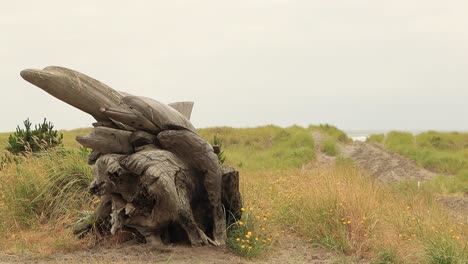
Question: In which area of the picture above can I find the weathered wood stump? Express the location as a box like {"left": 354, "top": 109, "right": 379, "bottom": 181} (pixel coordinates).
{"left": 20, "top": 66, "right": 242, "bottom": 247}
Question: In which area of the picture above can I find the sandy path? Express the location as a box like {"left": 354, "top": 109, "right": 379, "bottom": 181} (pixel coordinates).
{"left": 311, "top": 131, "right": 436, "bottom": 182}
{"left": 311, "top": 131, "right": 467, "bottom": 223}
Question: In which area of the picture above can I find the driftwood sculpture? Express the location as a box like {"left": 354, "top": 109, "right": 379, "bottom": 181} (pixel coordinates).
{"left": 20, "top": 66, "right": 242, "bottom": 247}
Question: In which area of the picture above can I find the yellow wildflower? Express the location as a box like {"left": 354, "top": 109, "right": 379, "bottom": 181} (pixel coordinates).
{"left": 248, "top": 246, "right": 252, "bottom": 250}
{"left": 347, "top": 220, "right": 351, "bottom": 224}
{"left": 238, "top": 221, "right": 244, "bottom": 225}
{"left": 241, "top": 245, "right": 245, "bottom": 249}
{"left": 236, "top": 238, "right": 240, "bottom": 241}
{"left": 241, "top": 207, "right": 245, "bottom": 211}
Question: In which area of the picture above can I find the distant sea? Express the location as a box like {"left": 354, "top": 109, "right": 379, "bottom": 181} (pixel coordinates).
{"left": 345, "top": 130, "right": 387, "bottom": 142}
{"left": 345, "top": 129, "right": 467, "bottom": 142}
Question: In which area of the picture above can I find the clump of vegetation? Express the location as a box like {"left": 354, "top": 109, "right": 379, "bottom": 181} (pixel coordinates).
{"left": 321, "top": 138, "right": 339, "bottom": 156}
{"left": 227, "top": 206, "right": 274, "bottom": 258}
{"left": 0, "top": 147, "right": 95, "bottom": 253}
{"left": 211, "top": 134, "right": 226, "bottom": 164}
{"left": 309, "top": 124, "right": 351, "bottom": 143}
{"left": 6, "top": 118, "right": 63, "bottom": 154}
{"left": 366, "top": 134, "right": 385, "bottom": 144}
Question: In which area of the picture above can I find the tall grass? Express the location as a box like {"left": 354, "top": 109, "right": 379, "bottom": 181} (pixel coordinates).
{"left": 241, "top": 166, "right": 467, "bottom": 263}
{"left": 0, "top": 126, "right": 466, "bottom": 262}
{"left": 0, "top": 147, "right": 96, "bottom": 254}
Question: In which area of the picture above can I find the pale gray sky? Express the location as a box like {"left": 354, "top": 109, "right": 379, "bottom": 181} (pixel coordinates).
{"left": 1, "top": 0, "right": 467, "bottom": 132}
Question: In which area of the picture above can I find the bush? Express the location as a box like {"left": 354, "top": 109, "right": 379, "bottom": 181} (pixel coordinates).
{"left": 7, "top": 118, "right": 63, "bottom": 154}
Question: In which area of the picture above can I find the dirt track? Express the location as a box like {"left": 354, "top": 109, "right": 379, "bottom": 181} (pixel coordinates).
{"left": 311, "top": 131, "right": 467, "bottom": 223}
{"left": 311, "top": 131, "right": 436, "bottom": 182}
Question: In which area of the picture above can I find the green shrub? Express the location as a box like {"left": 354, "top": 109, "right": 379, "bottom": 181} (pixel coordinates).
{"left": 7, "top": 118, "right": 63, "bottom": 154}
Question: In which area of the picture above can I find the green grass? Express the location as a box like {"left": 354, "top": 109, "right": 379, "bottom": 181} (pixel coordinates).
{"left": 0, "top": 147, "right": 94, "bottom": 230}
{"left": 198, "top": 125, "right": 315, "bottom": 170}
{"left": 367, "top": 131, "right": 468, "bottom": 193}
{"left": 5, "top": 125, "right": 316, "bottom": 172}
{"left": 1, "top": 125, "right": 467, "bottom": 263}
{"left": 367, "top": 134, "right": 385, "bottom": 144}
{"left": 321, "top": 137, "right": 339, "bottom": 156}
{"left": 309, "top": 124, "right": 351, "bottom": 143}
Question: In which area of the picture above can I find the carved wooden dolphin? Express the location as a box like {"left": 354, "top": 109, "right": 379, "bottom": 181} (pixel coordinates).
{"left": 21, "top": 66, "right": 195, "bottom": 132}
{"left": 101, "top": 96, "right": 196, "bottom": 134}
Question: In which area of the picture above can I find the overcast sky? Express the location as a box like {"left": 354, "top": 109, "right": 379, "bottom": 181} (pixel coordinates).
{"left": 1, "top": 0, "right": 467, "bottom": 132}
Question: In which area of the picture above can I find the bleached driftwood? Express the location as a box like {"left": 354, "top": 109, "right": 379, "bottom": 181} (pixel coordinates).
{"left": 21, "top": 66, "right": 241, "bottom": 247}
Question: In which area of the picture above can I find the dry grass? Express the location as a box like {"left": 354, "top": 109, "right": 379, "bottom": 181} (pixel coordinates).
{"left": 240, "top": 165, "right": 467, "bottom": 262}
{"left": 0, "top": 126, "right": 466, "bottom": 263}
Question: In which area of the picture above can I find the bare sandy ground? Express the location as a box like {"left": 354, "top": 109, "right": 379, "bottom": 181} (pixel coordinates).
{"left": 0, "top": 234, "right": 343, "bottom": 264}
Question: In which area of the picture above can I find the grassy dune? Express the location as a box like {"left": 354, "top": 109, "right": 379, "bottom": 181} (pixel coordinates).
{"left": 198, "top": 125, "right": 314, "bottom": 170}
{"left": 0, "top": 126, "right": 466, "bottom": 263}
{"left": 367, "top": 131, "right": 468, "bottom": 193}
